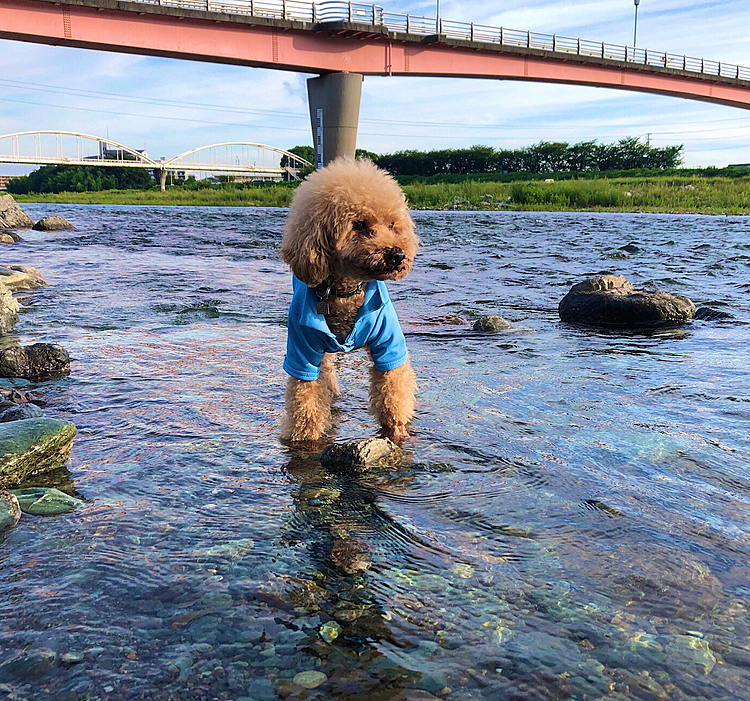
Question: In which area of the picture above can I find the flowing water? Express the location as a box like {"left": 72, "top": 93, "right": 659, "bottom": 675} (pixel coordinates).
{"left": 1, "top": 204, "right": 749, "bottom": 701}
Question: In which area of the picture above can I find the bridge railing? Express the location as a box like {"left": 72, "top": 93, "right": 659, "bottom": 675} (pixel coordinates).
{"left": 124, "top": 0, "right": 750, "bottom": 82}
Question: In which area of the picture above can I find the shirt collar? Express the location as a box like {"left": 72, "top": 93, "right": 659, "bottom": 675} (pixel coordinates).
{"left": 293, "top": 275, "right": 389, "bottom": 333}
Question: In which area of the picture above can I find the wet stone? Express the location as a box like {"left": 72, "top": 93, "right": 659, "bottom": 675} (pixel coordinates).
{"left": 695, "top": 306, "right": 735, "bottom": 321}
{"left": 0, "top": 418, "right": 77, "bottom": 488}
{"left": 473, "top": 315, "right": 512, "bottom": 333}
{"left": 293, "top": 670, "right": 327, "bottom": 689}
{"left": 319, "top": 620, "right": 342, "bottom": 643}
{"left": 11, "top": 487, "right": 82, "bottom": 515}
{"left": 0, "top": 648, "right": 57, "bottom": 681}
{"left": 0, "top": 264, "right": 47, "bottom": 292}
{"left": 0, "top": 402, "right": 45, "bottom": 423}
{"left": 320, "top": 437, "right": 397, "bottom": 471}
{"left": 0, "top": 342, "right": 71, "bottom": 380}
{"left": 0, "top": 285, "right": 19, "bottom": 335}
{"left": 0, "top": 194, "right": 34, "bottom": 229}
{"left": 32, "top": 215, "right": 76, "bottom": 231}
{"left": 558, "top": 274, "right": 695, "bottom": 328}
{"left": 0, "top": 489, "right": 20, "bottom": 531}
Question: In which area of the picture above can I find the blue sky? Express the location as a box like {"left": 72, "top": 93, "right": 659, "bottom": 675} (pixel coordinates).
{"left": 1, "top": 0, "right": 749, "bottom": 175}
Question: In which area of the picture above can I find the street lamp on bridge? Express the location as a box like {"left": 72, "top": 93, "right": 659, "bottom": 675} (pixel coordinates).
{"left": 633, "top": 0, "right": 641, "bottom": 47}
{"left": 436, "top": 0, "right": 440, "bottom": 34}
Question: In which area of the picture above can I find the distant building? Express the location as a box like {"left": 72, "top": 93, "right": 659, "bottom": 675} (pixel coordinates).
{"left": 0, "top": 175, "right": 18, "bottom": 191}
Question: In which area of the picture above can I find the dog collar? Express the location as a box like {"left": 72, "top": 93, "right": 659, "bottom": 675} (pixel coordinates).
{"left": 314, "top": 280, "right": 366, "bottom": 300}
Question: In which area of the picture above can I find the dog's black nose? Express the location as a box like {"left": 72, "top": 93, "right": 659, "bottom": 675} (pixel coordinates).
{"left": 386, "top": 248, "right": 406, "bottom": 267}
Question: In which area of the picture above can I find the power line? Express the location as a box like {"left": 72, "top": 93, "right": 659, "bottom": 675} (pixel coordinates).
{"left": 2, "top": 77, "right": 750, "bottom": 134}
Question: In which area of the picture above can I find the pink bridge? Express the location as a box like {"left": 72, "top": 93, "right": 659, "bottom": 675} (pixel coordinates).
{"left": 2, "top": 0, "right": 750, "bottom": 163}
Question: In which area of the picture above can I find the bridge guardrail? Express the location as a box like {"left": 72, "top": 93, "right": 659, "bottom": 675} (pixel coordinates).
{"left": 124, "top": 0, "right": 750, "bottom": 82}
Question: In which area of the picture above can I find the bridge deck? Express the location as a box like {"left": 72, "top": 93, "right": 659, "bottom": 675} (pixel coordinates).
{"left": 2, "top": 0, "right": 750, "bottom": 110}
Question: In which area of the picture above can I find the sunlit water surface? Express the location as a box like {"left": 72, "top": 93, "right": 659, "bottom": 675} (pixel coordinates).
{"left": 1, "top": 205, "right": 749, "bottom": 701}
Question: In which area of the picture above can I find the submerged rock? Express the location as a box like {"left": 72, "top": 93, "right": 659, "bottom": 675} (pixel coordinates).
{"left": 0, "top": 402, "right": 45, "bottom": 422}
{"left": 0, "top": 343, "right": 70, "bottom": 379}
{"left": 293, "top": 670, "right": 327, "bottom": 689}
{"left": 473, "top": 315, "right": 512, "bottom": 332}
{"left": 559, "top": 275, "right": 695, "bottom": 328}
{"left": 0, "top": 285, "right": 19, "bottom": 335}
{"left": 0, "top": 489, "right": 21, "bottom": 531}
{"left": 32, "top": 216, "right": 76, "bottom": 232}
{"left": 0, "top": 418, "right": 77, "bottom": 488}
{"left": 0, "top": 265, "right": 47, "bottom": 292}
{"left": 10, "top": 487, "right": 82, "bottom": 515}
{"left": 321, "top": 437, "right": 397, "bottom": 470}
{"left": 695, "top": 306, "right": 735, "bottom": 321}
{"left": 0, "top": 194, "right": 34, "bottom": 230}
{"left": 0, "top": 648, "right": 57, "bottom": 681}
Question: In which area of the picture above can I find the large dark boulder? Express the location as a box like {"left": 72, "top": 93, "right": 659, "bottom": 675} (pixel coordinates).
{"left": 0, "top": 343, "right": 71, "bottom": 380}
{"left": 32, "top": 216, "right": 76, "bottom": 232}
{"left": 559, "top": 275, "right": 695, "bottom": 328}
{"left": 0, "top": 194, "right": 33, "bottom": 229}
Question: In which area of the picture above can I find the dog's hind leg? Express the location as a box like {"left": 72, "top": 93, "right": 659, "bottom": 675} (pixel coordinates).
{"left": 369, "top": 356, "right": 417, "bottom": 443}
{"left": 320, "top": 353, "right": 341, "bottom": 400}
{"left": 281, "top": 376, "right": 332, "bottom": 442}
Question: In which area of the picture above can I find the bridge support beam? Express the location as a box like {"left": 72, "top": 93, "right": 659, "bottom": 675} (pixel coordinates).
{"left": 155, "top": 168, "right": 167, "bottom": 191}
{"left": 307, "top": 73, "right": 363, "bottom": 168}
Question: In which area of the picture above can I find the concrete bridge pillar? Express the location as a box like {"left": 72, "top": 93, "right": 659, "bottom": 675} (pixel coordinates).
{"left": 155, "top": 168, "right": 167, "bottom": 191}
{"left": 307, "top": 73, "right": 363, "bottom": 167}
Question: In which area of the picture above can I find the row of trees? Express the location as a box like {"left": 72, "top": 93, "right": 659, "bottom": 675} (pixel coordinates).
{"left": 7, "top": 138, "right": 683, "bottom": 193}
{"left": 374, "top": 139, "right": 683, "bottom": 176}
{"left": 7, "top": 165, "right": 154, "bottom": 194}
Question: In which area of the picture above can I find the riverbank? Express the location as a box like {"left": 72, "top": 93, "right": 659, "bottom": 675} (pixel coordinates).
{"left": 13, "top": 173, "right": 750, "bottom": 213}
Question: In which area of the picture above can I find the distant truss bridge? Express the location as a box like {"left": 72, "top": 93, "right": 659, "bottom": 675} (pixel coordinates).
{"left": 0, "top": 131, "right": 312, "bottom": 189}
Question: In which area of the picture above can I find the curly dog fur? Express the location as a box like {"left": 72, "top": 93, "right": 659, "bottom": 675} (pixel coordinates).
{"left": 280, "top": 157, "right": 418, "bottom": 443}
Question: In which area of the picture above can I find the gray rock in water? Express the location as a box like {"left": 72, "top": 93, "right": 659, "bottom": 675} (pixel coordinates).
{"left": 0, "top": 648, "right": 57, "bottom": 681}
{"left": 0, "top": 402, "right": 44, "bottom": 422}
{"left": 695, "top": 306, "right": 735, "bottom": 321}
{"left": 0, "top": 418, "right": 77, "bottom": 488}
{"left": 0, "top": 343, "right": 70, "bottom": 380}
{"left": 32, "top": 216, "right": 76, "bottom": 232}
{"left": 0, "top": 285, "right": 19, "bottom": 335}
{"left": 559, "top": 274, "right": 695, "bottom": 328}
{"left": 0, "top": 194, "right": 34, "bottom": 230}
{"left": 473, "top": 315, "right": 511, "bottom": 333}
{"left": 0, "top": 489, "right": 21, "bottom": 531}
{"left": 10, "top": 487, "right": 82, "bottom": 515}
{"left": 321, "top": 437, "right": 397, "bottom": 470}
{"left": 0, "top": 265, "right": 46, "bottom": 291}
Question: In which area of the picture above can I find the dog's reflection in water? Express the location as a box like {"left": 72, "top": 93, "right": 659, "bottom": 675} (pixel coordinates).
{"left": 277, "top": 450, "right": 435, "bottom": 697}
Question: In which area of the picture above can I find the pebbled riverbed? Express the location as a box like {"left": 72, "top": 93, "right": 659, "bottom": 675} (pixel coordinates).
{"left": 1, "top": 204, "right": 749, "bottom": 701}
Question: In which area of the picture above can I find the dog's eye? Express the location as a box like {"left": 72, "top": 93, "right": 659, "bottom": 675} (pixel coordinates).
{"left": 352, "top": 220, "right": 367, "bottom": 231}
{"left": 389, "top": 222, "right": 395, "bottom": 230}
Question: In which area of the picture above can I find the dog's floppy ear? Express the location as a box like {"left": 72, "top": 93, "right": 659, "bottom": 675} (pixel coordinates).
{"left": 279, "top": 218, "right": 330, "bottom": 287}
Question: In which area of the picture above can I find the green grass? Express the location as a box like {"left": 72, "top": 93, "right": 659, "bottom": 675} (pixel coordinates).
{"left": 13, "top": 174, "right": 750, "bottom": 214}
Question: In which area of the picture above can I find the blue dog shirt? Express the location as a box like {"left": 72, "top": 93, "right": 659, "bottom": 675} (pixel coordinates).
{"left": 283, "top": 275, "right": 408, "bottom": 381}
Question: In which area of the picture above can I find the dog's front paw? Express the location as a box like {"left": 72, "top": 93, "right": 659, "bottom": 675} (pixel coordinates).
{"left": 381, "top": 424, "right": 409, "bottom": 444}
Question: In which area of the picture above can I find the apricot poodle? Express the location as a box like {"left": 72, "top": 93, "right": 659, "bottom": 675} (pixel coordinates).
{"left": 279, "top": 157, "right": 418, "bottom": 443}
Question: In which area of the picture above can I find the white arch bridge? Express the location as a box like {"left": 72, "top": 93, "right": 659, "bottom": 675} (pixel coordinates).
{"left": 0, "top": 131, "right": 312, "bottom": 190}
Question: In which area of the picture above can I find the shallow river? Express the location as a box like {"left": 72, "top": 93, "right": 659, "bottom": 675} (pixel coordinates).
{"left": 1, "top": 205, "right": 749, "bottom": 701}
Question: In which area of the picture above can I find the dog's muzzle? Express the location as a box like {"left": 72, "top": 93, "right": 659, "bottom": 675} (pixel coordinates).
{"left": 385, "top": 247, "right": 406, "bottom": 270}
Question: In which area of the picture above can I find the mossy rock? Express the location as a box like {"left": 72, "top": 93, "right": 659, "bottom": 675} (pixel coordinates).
{"left": 0, "top": 418, "right": 77, "bottom": 488}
